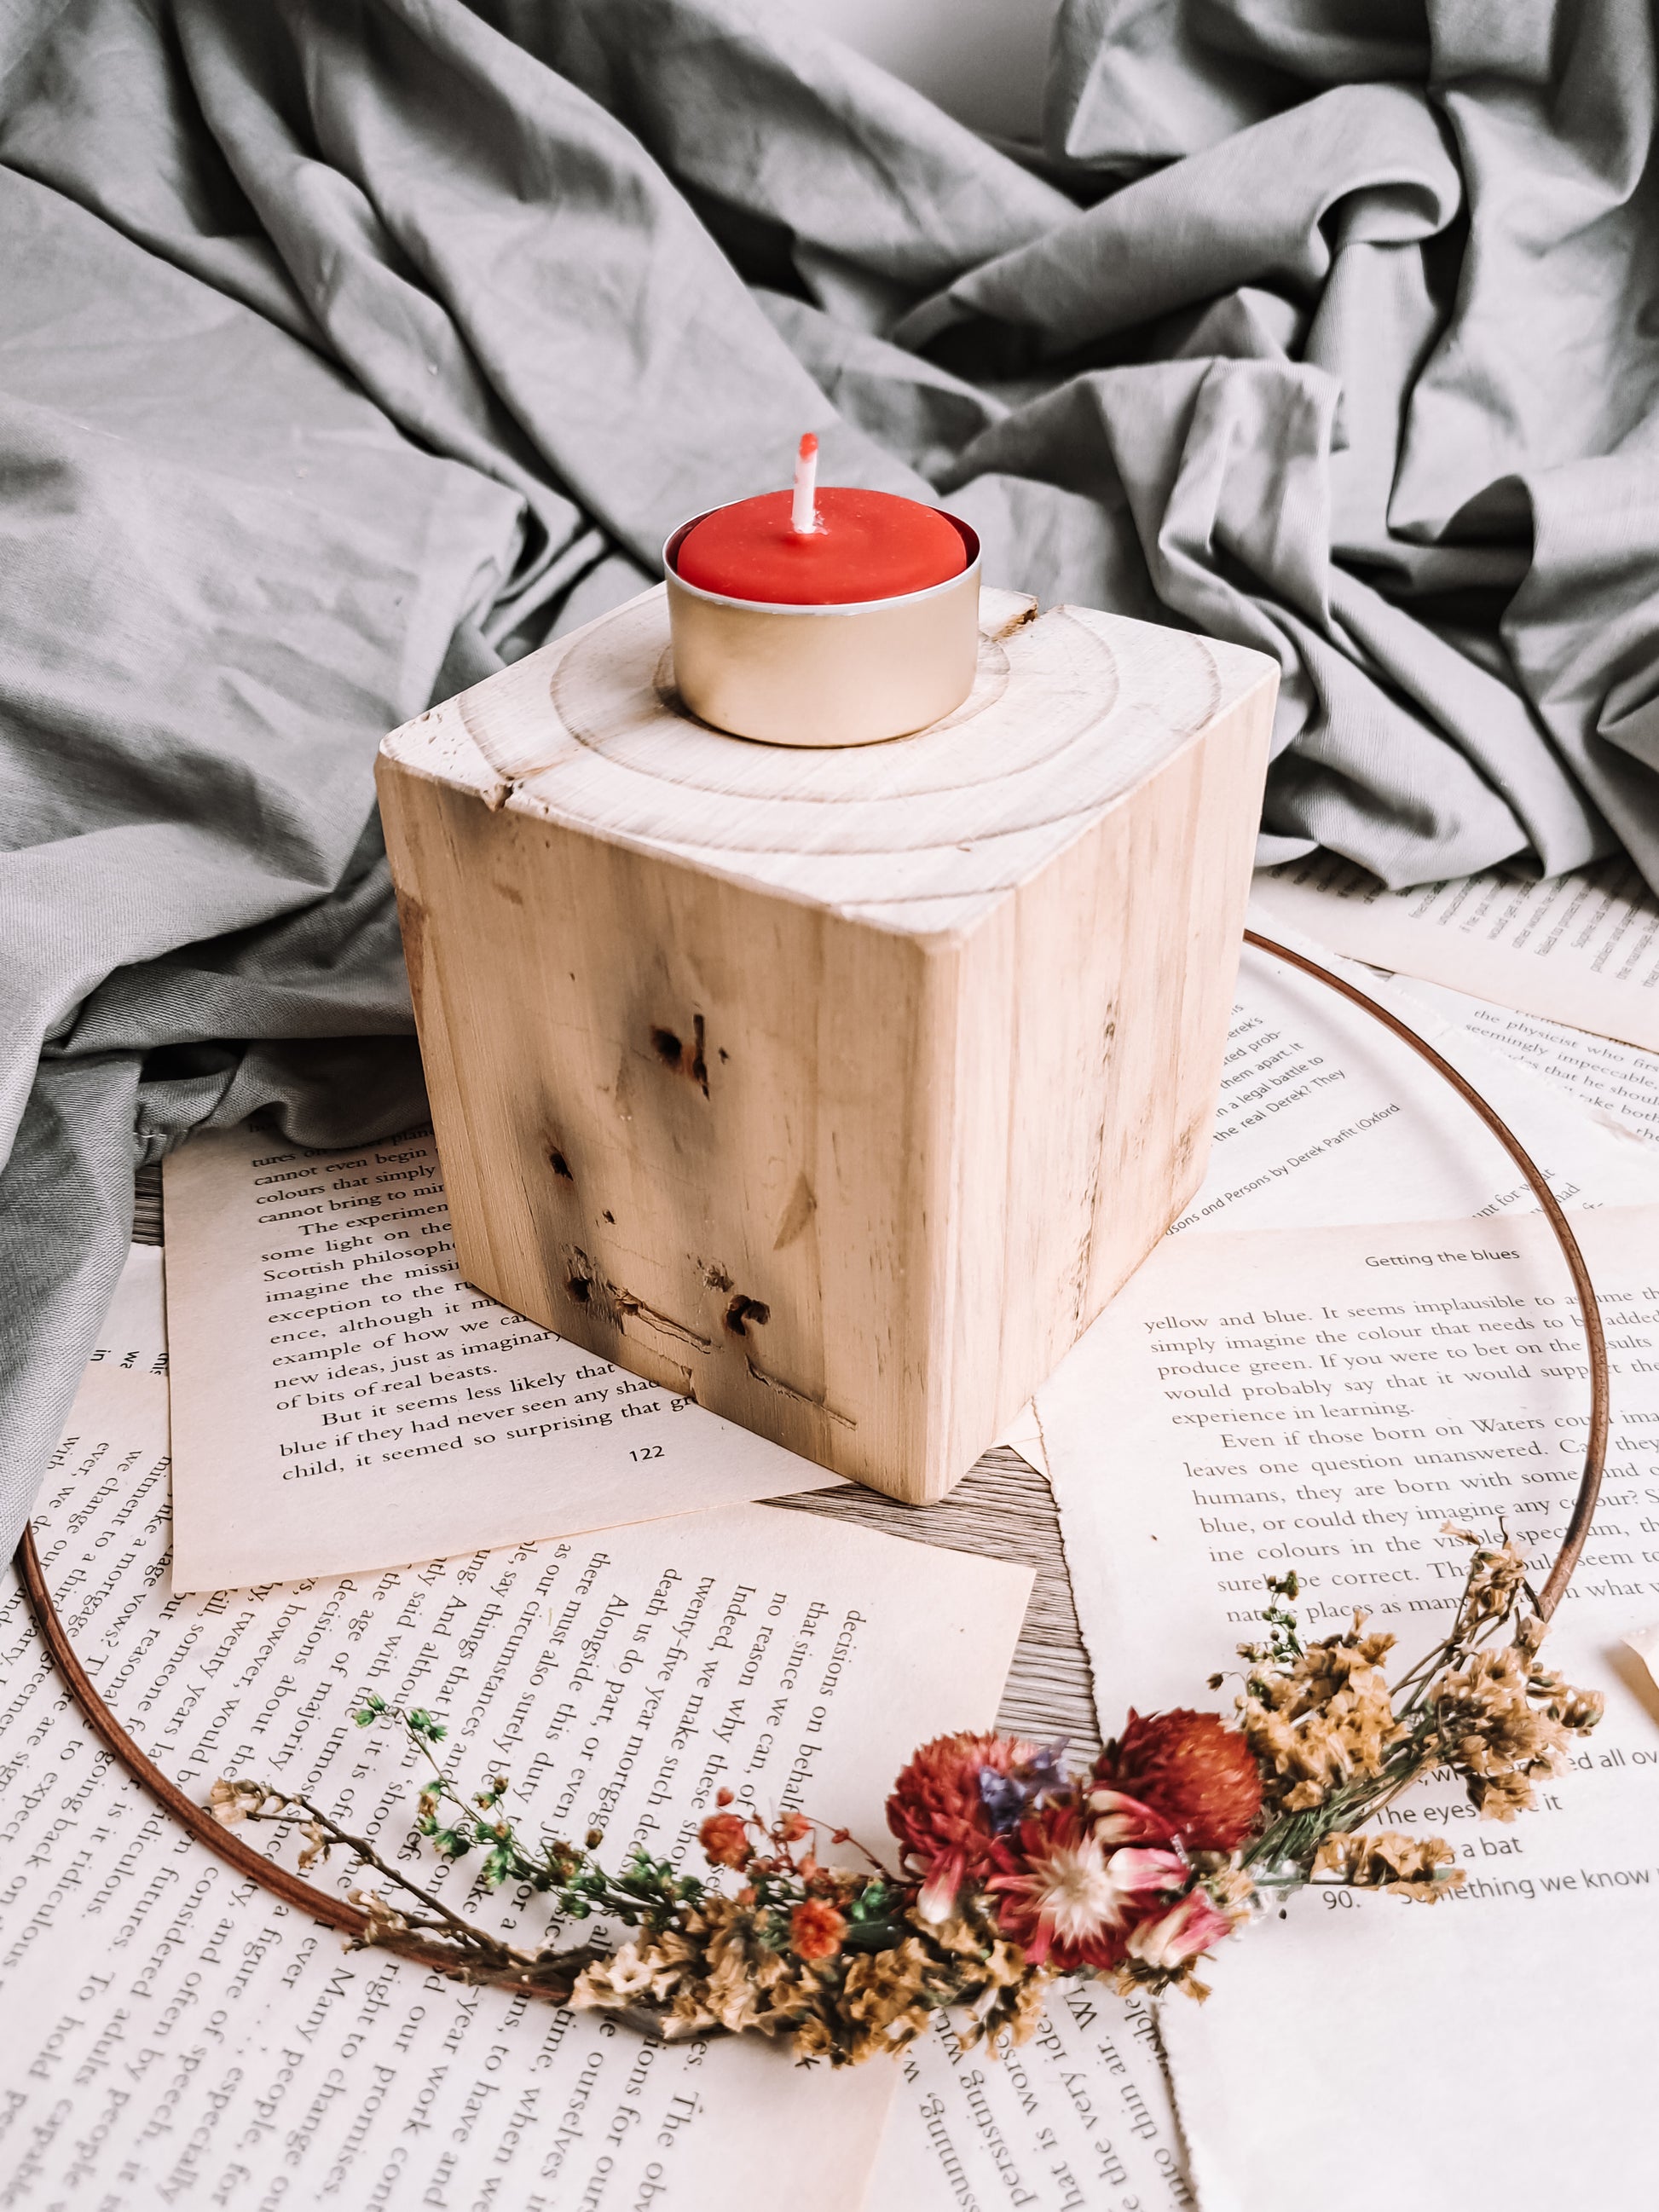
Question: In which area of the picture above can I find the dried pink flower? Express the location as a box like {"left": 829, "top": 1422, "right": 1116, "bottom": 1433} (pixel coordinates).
{"left": 988, "top": 1806, "right": 1186, "bottom": 1971}
{"left": 1087, "top": 1788, "right": 1173, "bottom": 1845}
{"left": 1124, "top": 1888, "right": 1234, "bottom": 1972}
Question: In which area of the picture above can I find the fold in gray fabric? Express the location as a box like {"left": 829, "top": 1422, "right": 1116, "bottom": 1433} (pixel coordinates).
{"left": 3, "top": 0, "right": 1656, "bottom": 1551}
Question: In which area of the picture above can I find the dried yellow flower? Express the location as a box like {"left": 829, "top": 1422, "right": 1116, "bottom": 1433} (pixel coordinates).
{"left": 1314, "top": 1829, "right": 1462, "bottom": 1901}
{"left": 1431, "top": 1633, "right": 1598, "bottom": 1819}
{"left": 349, "top": 1887, "right": 413, "bottom": 1941}
{"left": 295, "top": 1819, "right": 331, "bottom": 1873}
{"left": 1442, "top": 1528, "right": 1530, "bottom": 1626}
{"left": 1238, "top": 1613, "right": 1405, "bottom": 1816}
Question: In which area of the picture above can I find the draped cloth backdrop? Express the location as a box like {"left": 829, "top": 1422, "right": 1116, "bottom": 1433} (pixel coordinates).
{"left": 3, "top": 0, "right": 1657, "bottom": 1550}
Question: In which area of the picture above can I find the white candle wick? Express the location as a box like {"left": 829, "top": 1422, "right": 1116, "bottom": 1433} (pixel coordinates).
{"left": 791, "top": 432, "right": 820, "bottom": 536}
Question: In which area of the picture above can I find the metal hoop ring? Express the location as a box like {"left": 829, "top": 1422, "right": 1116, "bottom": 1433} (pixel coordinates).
{"left": 14, "top": 927, "right": 1608, "bottom": 1951}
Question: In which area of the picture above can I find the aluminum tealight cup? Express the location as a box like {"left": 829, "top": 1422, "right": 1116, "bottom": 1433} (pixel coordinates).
{"left": 662, "top": 509, "right": 981, "bottom": 748}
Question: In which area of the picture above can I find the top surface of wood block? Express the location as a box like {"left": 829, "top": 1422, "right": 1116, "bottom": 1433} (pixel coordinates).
{"left": 381, "top": 585, "right": 1277, "bottom": 937}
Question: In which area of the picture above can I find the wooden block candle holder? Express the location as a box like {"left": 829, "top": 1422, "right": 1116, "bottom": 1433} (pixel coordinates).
{"left": 377, "top": 584, "right": 1277, "bottom": 1506}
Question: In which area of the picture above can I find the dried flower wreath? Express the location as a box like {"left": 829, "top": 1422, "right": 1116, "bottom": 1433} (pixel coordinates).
{"left": 15, "top": 933, "right": 1610, "bottom": 2070}
{"left": 203, "top": 1527, "right": 1602, "bottom": 2065}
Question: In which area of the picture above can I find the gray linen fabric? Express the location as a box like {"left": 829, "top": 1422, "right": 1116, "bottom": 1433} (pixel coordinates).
{"left": 3, "top": 0, "right": 1657, "bottom": 1550}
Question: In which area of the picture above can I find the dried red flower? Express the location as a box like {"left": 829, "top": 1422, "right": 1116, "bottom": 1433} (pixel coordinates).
{"left": 1091, "top": 1709, "right": 1262, "bottom": 1852}
{"left": 789, "top": 1898, "right": 847, "bottom": 1962}
{"left": 987, "top": 1805, "right": 1185, "bottom": 1972}
{"left": 698, "top": 1811, "right": 753, "bottom": 1870}
{"left": 887, "top": 1731, "right": 1036, "bottom": 1920}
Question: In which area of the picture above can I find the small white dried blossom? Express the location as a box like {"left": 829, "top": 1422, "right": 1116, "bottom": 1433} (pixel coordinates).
{"left": 208, "top": 1778, "right": 278, "bottom": 1828}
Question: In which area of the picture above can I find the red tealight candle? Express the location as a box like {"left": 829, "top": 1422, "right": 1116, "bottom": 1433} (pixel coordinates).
{"left": 674, "top": 434, "right": 968, "bottom": 606}
{"left": 663, "top": 435, "right": 981, "bottom": 746}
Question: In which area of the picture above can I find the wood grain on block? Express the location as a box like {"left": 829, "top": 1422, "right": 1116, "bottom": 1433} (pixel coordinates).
{"left": 378, "top": 585, "right": 1276, "bottom": 1505}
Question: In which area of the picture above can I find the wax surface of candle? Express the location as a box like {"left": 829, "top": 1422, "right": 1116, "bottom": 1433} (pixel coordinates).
{"left": 674, "top": 487, "right": 968, "bottom": 605}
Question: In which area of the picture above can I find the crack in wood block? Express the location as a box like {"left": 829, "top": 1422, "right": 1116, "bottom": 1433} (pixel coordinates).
{"left": 378, "top": 585, "right": 1276, "bottom": 1505}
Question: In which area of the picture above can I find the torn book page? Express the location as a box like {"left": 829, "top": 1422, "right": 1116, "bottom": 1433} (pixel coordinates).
{"left": 1176, "top": 935, "right": 1659, "bottom": 1238}
{"left": 1380, "top": 972, "right": 1659, "bottom": 1149}
{"left": 1251, "top": 852, "right": 1659, "bottom": 1053}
